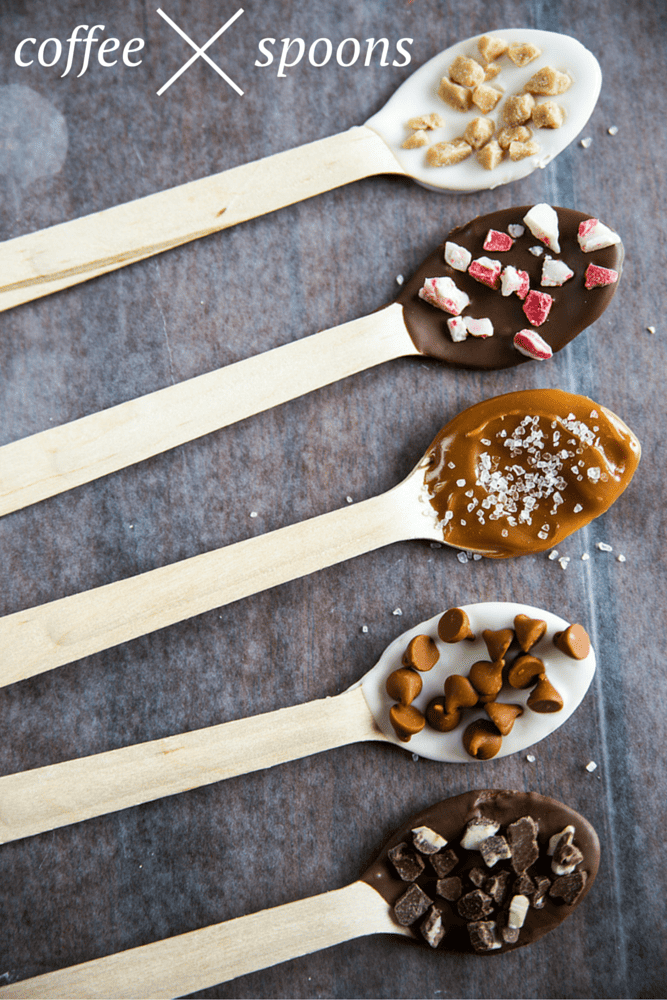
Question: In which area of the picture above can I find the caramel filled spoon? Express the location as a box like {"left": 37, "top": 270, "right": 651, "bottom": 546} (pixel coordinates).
{"left": 0, "top": 790, "right": 599, "bottom": 998}
{"left": 0, "top": 205, "right": 623, "bottom": 518}
{"left": 0, "top": 28, "right": 600, "bottom": 313}
{"left": 0, "top": 603, "right": 595, "bottom": 845}
{"left": 0, "top": 389, "right": 638, "bottom": 688}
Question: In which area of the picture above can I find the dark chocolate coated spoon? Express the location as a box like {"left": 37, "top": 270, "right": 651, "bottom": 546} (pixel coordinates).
{"left": 0, "top": 206, "right": 622, "bottom": 519}
{"left": 0, "top": 790, "right": 599, "bottom": 997}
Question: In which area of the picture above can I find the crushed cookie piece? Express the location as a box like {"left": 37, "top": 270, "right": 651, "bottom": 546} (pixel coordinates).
{"left": 388, "top": 842, "right": 426, "bottom": 881}
{"left": 533, "top": 874, "right": 551, "bottom": 908}
{"left": 420, "top": 904, "right": 446, "bottom": 948}
{"left": 549, "top": 870, "right": 587, "bottom": 905}
{"left": 426, "top": 138, "right": 473, "bottom": 166}
{"left": 430, "top": 848, "right": 459, "bottom": 878}
{"left": 507, "top": 41, "right": 542, "bottom": 66}
{"left": 402, "top": 129, "right": 429, "bottom": 149}
{"left": 507, "top": 816, "right": 539, "bottom": 873}
{"left": 468, "top": 920, "right": 501, "bottom": 951}
{"left": 461, "top": 817, "right": 500, "bottom": 850}
{"left": 485, "top": 869, "right": 510, "bottom": 905}
{"left": 412, "top": 825, "right": 448, "bottom": 855}
{"left": 394, "top": 882, "right": 433, "bottom": 925}
{"left": 480, "top": 834, "right": 511, "bottom": 867}
{"left": 437, "top": 76, "right": 472, "bottom": 112}
{"left": 458, "top": 888, "right": 494, "bottom": 920}
{"left": 436, "top": 876, "right": 463, "bottom": 901}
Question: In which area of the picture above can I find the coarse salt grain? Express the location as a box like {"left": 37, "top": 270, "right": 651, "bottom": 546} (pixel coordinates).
{"left": 529, "top": 245, "right": 544, "bottom": 256}
{"left": 250, "top": 511, "right": 258, "bottom": 518}
{"left": 580, "top": 136, "right": 592, "bottom": 148}
{"left": 559, "top": 556, "right": 570, "bottom": 570}
{"left": 346, "top": 496, "right": 353, "bottom": 503}
{"left": 392, "top": 608, "right": 403, "bottom": 616}
{"left": 647, "top": 326, "right": 656, "bottom": 334}
{"left": 617, "top": 554, "right": 626, "bottom": 563}
{"left": 585, "top": 760, "right": 598, "bottom": 772}
{"left": 607, "top": 125, "right": 618, "bottom": 135}
{"left": 412, "top": 753, "right": 420, "bottom": 762}
{"left": 548, "top": 549, "right": 559, "bottom": 560}
{"left": 361, "top": 625, "right": 369, "bottom": 633}
{"left": 581, "top": 553, "right": 590, "bottom": 561}
{"left": 396, "top": 274, "right": 404, "bottom": 285}
{"left": 526, "top": 754, "right": 536, "bottom": 762}
{"left": 597, "top": 542, "right": 613, "bottom": 552}
{"left": 457, "top": 552, "right": 468, "bottom": 563}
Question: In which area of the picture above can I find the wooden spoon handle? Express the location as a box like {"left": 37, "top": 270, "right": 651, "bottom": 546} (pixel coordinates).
{"left": 0, "top": 473, "right": 426, "bottom": 687}
{"left": 0, "top": 687, "right": 382, "bottom": 844}
{"left": 0, "top": 881, "right": 404, "bottom": 999}
{"left": 0, "top": 126, "right": 403, "bottom": 312}
{"left": 0, "top": 303, "right": 413, "bottom": 518}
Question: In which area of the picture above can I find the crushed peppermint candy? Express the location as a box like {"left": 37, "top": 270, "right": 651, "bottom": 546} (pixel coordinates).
{"left": 392, "top": 608, "right": 403, "bottom": 616}
{"left": 500, "top": 265, "right": 530, "bottom": 299}
{"left": 541, "top": 256, "right": 574, "bottom": 287}
{"left": 523, "top": 204, "right": 560, "bottom": 252}
{"left": 523, "top": 290, "right": 553, "bottom": 327}
{"left": 444, "top": 241, "right": 472, "bottom": 272}
{"left": 577, "top": 218, "right": 621, "bottom": 253}
{"left": 514, "top": 329, "right": 553, "bottom": 361}
{"left": 585, "top": 264, "right": 618, "bottom": 289}
{"left": 464, "top": 316, "right": 494, "bottom": 338}
{"left": 469, "top": 256, "right": 502, "bottom": 288}
{"left": 419, "top": 276, "right": 470, "bottom": 315}
{"left": 447, "top": 315, "right": 468, "bottom": 343}
{"left": 483, "top": 229, "right": 514, "bottom": 252}
{"left": 526, "top": 754, "right": 536, "bottom": 762}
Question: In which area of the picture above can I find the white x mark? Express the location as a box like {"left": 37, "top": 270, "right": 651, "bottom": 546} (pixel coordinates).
{"left": 156, "top": 8, "right": 244, "bottom": 96}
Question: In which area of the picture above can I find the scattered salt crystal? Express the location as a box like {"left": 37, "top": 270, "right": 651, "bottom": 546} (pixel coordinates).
{"left": 597, "top": 542, "right": 613, "bottom": 552}
{"left": 526, "top": 754, "right": 536, "bottom": 763}
{"left": 574, "top": 503, "right": 583, "bottom": 513}
{"left": 361, "top": 625, "right": 369, "bottom": 633}
{"left": 529, "top": 245, "right": 544, "bottom": 256}
{"left": 508, "top": 224, "right": 525, "bottom": 238}
{"left": 580, "top": 136, "right": 592, "bottom": 148}
{"left": 457, "top": 552, "right": 468, "bottom": 564}
{"left": 581, "top": 553, "right": 590, "bottom": 561}
{"left": 250, "top": 511, "right": 258, "bottom": 518}
{"left": 548, "top": 550, "right": 559, "bottom": 560}
{"left": 617, "top": 554, "right": 626, "bottom": 563}
{"left": 607, "top": 125, "right": 618, "bottom": 135}
{"left": 473, "top": 553, "right": 483, "bottom": 561}
{"left": 456, "top": 478, "right": 466, "bottom": 487}
{"left": 392, "top": 608, "right": 403, "bottom": 616}
{"left": 558, "top": 556, "right": 570, "bottom": 570}
{"left": 430, "top": 542, "right": 443, "bottom": 549}
{"left": 396, "top": 274, "right": 404, "bottom": 285}
{"left": 346, "top": 496, "right": 353, "bottom": 504}
{"left": 585, "top": 760, "right": 598, "bottom": 773}
{"left": 412, "top": 753, "right": 420, "bottom": 762}
{"left": 647, "top": 325, "right": 656, "bottom": 334}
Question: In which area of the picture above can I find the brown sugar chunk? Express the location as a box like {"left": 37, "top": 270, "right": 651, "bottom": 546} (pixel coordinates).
{"left": 478, "top": 35, "right": 508, "bottom": 63}
{"left": 449, "top": 54, "right": 486, "bottom": 88}
{"left": 426, "top": 139, "right": 473, "bottom": 167}
{"left": 463, "top": 116, "right": 495, "bottom": 149}
{"left": 407, "top": 112, "right": 445, "bottom": 130}
{"left": 507, "top": 816, "right": 539, "bottom": 873}
{"left": 402, "top": 129, "right": 429, "bottom": 149}
{"left": 394, "top": 883, "right": 433, "bottom": 925}
{"left": 497, "top": 125, "right": 533, "bottom": 149}
{"left": 502, "top": 93, "right": 535, "bottom": 126}
{"left": 524, "top": 66, "right": 571, "bottom": 95}
{"left": 477, "top": 140, "right": 503, "bottom": 170}
{"left": 532, "top": 101, "right": 565, "bottom": 128}
{"left": 507, "top": 41, "right": 542, "bottom": 67}
{"left": 484, "top": 62, "right": 502, "bottom": 81}
{"left": 388, "top": 842, "right": 426, "bottom": 882}
{"left": 472, "top": 84, "right": 503, "bottom": 114}
{"left": 402, "top": 634, "right": 439, "bottom": 672}
{"left": 509, "top": 140, "right": 541, "bottom": 161}
{"left": 437, "top": 76, "right": 472, "bottom": 111}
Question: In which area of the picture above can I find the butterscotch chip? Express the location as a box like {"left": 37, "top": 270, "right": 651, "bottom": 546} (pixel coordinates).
{"left": 444, "top": 674, "right": 479, "bottom": 712}
{"left": 458, "top": 888, "right": 494, "bottom": 920}
{"left": 394, "top": 882, "right": 433, "bottom": 925}
{"left": 386, "top": 667, "right": 422, "bottom": 705}
{"left": 478, "top": 35, "right": 508, "bottom": 63}
{"left": 468, "top": 659, "right": 503, "bottom": 702}
{"left": 514, "top": 615, "right": 547, "bottom": 652}
{"left": 507, "top": 816, "right": 539, "bottom": 873}
{"left": 468, "top": 920, "right": 499, "bottom": 952}
{"left": 426, "top": 139, "right": 473, "bottom": 166}
{"left": 507, "top": 654, "right": 545, "bottom": 689}
{"left": 497, "top": 125, "right": 533, "bottom": 149}
{"left": 449, "top": 54, "right": 486, "bottom": 88}
{"left": 527, "top": 676, "right": 564, "bottom": 713}
{"left": 462, "top": 719, "right": 503, "bottom": 759}
{"left": 532, "top": 101, "right": 565, "bottom": 128}
{"left": 482, "top": 627, "right": 514, "bottom": 661}
{"left": 389, "top": 703, "right": 426, "bottom": 742}
{"left": 508, "top": 41, "right": 542, "bottom": 67}
{"left": 438, "top": 607, "right": 475, "bottom": 643}
{"left": 485, "top": 701, "right": 523, "bottom": 735}
{"left": 436, "top": 875, "right": 463, "bottom": 901}
{"left": 509, "top": 139, "right": 541, "bottom": 161}
{"left": 437, "top": 76, "right": 472, "bottom": 111}
{"left": 426, "top": 696, "right": 460, "bottom": 733}
{"left": 476, "top": 140, "right": 503, "bottom": 170}
{"left": 402, "top": 634, "right": 439, "bottom": 672}
{"left": 463, "top": 116, "right": 495, "bottom": 149}
{"left": 402, "top": 129, "right": 429, "bottom": 149}
{"left": 472, "top": 84, "right": 503, "bottom": 114}
{"left": 431, "top": 847, "right": 459, "bottom": 877}
{"left": 484, "top": 61, "right": 502, "bottom": 81}
{"left": 553, "top": 623, "right": 591, "bottom": 659}
{"left": 421, "top": 904, "right": 446, "bottom": 948}
{"left": 407, "top": 113, "right": 445, "bottom": 130}
{"left": 525, "top": 66, "right": 571, "bottom": 95}
{"left": 502, "top": 93, "right": 535, "bottom": 126}
{"left": 549, "top": 870, "right": 587, "bottom": 905}
{"left": 388, "top": 842, "right": 426, "bottom": 882}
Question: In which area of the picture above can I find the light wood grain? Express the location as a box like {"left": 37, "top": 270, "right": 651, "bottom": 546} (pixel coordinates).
{"left": 0, "top": 686, "right": 384, "bottom": 844}
{"left": 0, "top": 303, "right": 414, "bottom": 517}
{"left": 0, "top": 466, "right": 438, "bottom": 686}
{"left": 0, "top": 880, "right": 407, "bottom": 999}
{"left": 0, "top": 126, "right": 403, "bottom": 312}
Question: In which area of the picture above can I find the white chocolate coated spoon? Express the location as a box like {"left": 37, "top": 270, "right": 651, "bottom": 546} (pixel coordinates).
{"left": 0, "top": 789, "right": 600, "bottom": 998}
{"left": 0, "top": 29, "right": 600, "bottom": 313}
{"left": 0, "top": 388, "right": 639, "bottom": 687}
{"left": 0, "top": 603, "right": 595, "bottom": 846}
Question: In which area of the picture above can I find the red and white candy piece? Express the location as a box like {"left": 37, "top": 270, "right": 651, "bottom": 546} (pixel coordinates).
{"left": 541, "top": 256, "right": 574, "bottom": 287}
{"left": 444, "top": 241, "right": 472, "bottom": 272}
{"left": 464, "top": 316, "right": 494, "bottom": 338}
{"left": 577, "top": 218, "right": 621, "bottom": 253}
{"left": 522, "top": 289, "right": 553, "bottom": 326}
{"left": 523, "top": 204, "right": 561, "bottom": 253}
{"left": 468, "top": 256, "right": 502, "bottom": 288}
{"left": 514, "top": 329, "right": 553, "bottom": 360}
{"left": 500, "top": 265, "right": 530, "bottom": 299}
{"left": 419, "top": 276, "right": 470, "bottom": 315}
{"left": 483, "top": 229, "right": 514, "bottom": 252}
{"left": 447, "top": 315, "right": 468, "bottom": 342}
{"left": 584, "top": 263, "right": 619, "bottom": 289}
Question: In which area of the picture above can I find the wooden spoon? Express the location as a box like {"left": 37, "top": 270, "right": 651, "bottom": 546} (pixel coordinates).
{"left": 0, "top": 389, "right": 639, "bottom": 688}
{"left": 0, "top": 790, "right": 600, "bottom": 998}
{"left": 0, "top": 603, "right": 596, "bottom": 846}
{"left": 0, "top": 204, "right": 623, "bottom": 518}
{"left": 0, "top": 29, "right": 600, "bottom": 313}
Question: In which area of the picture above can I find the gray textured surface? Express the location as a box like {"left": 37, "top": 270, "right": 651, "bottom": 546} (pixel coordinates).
{"left": 0, "top": 0, "right": 666, "bottom": 997}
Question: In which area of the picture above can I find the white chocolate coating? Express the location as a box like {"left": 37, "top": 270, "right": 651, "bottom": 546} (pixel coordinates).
{"left": 358, "top": 602, "right": 595, "bottom": 762}
{"left": 365, "top": 29, "right": 601, "bottom": 193}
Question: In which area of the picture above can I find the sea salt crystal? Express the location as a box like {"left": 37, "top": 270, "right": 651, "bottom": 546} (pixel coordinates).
{"left": 456, "top": 479, "right": 466, "bottom": 487}
{"left": 548, "top": 550, "right": 559, "bottom": 560}
{"left": 607, "top": 125, "right": 618, "bottom": 135}
{"left": 580, "top": 136, "right": 592, "bottom": 148}
{"left": 529, "top": 245, "right": 544, "bottom": 256}
{"left": 457, "top": 552, "right": 469, "bottom": 564}
{"left": 617, "top": 554, "right": 626, "bottom": 563}
{"left": 396, "top": 274, "right": 405, "bottom": 285}
{"left": 526, "top": 754, "right": 536, "bottom": 763}
{"left": 581, "top": 553, "right": 590, "bottom": 561}
{"left": 597, "top": 542, "right": 613, "bottom": 552}
{"left": 585, "top": 760, "right": 598, "bottom": 773}
{"left": 250, "top": 511, "right": 258, "bottom": 518}
{"left": 392, "top": 608, "right": 403, "bottom": 616}
{"left": 558, "top": 556, "right": 570, "bottom": 570}
{"left": 587, "top": 467, "right": 601, "bottom": 482}
{"left": 361, "top": 625, "right": 369, "bottom": 633}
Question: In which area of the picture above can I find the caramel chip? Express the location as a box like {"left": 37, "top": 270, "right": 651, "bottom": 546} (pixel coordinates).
{"left": 553, "top": 623, "right": 591, "bottom": 660}
{"left": 389, "top": 703, "right": 426, "bottom": 742}
{"left": 386, "top": 667, "right": 423, "bottom": 705}
{"left": 507, "top": 816, "right": 539, "bottom": 873}
{"left": 394, "top": 882, "right": 433, "bottom": 925}
{"left": 444, "top": 674, "right": 479, "bottom": 712}
{"left": 527, "top": 676, "right": 564, "bottom": 713}
{"left": 485, "top": 701, "right": 523, "bottom": 735}
{"left": 388, "top": 842, "right": 426, "bottom": 882}
{"left": 438, "top": 607, "right": 475, "bottom": 643}
{"left": 402, "top": 634, "right": 439, "bottom": 672}
{"left": 482, "top": 627, "right": 514, "bottom": 662}
{"left": 507, "top": 654, "right": 546, "bottom": 689}
{"left": 514, "top": 614, "right": 547, "bottom": 652}
{"left": 462, "top": 719, "right": 503, "bottom": 759}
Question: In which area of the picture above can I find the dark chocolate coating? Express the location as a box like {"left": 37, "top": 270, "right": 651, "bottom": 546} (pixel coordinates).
{"left": 361, "top": 789, "right": 599, "bottom": 954}
{"left": 397, "top": 206, "right": 624, "bottom": 369}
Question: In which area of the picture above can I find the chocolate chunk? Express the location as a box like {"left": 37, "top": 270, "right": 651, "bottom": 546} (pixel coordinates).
{"left": 468, "top": 920, "right": 499, "bottom": 952}
{"left": 457, "top": 888, "right": 494, "bottom": 920}
{"left": 436, "top": 876, "right": 463, "bottom": 901}
{"left": 394, "top": 883, "right": 433, "bottom": 925}
{"left": 420, "top": 904, "right": 447, "bottom": 948}
{"left": 549, "top": 870, "right": 587, "bottom": 905}
{"left": 480, "top": 834, "right": 511, "bottom": 867}
{"left": 431, "top": 848, "right": 459, "bottom": 878}
{"left": 533, "top": 874, "right": 551, "bottom": 908}
{"left": 513, "top": 873, "right": 535, "bottom": 896}
{"left": 468, "top": 866, "right": 487, "bottom": 887}
{"left": 388, "top": 842, "right": 426, "bottom": 882}
{"left": 507, "top": 816, "right": 539, "bottom": 873}
{"left": 485, "top": 870, "right": 510, "bottom": 905}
